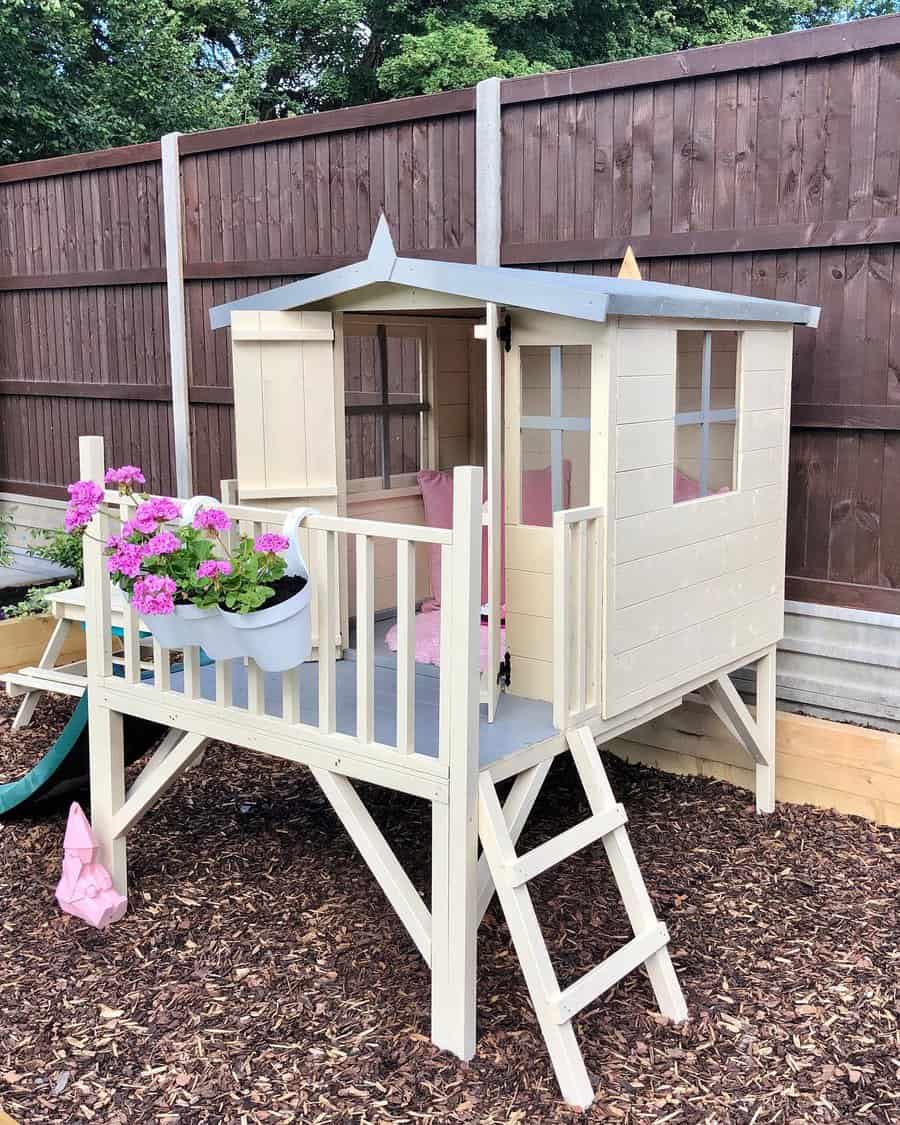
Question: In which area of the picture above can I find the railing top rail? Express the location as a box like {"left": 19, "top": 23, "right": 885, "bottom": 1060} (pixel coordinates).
{"left": 554, "top": 505, "right": 605, "bottom": 526}
{"left": 102, "top": 491, "right": 454, "bottom": 545}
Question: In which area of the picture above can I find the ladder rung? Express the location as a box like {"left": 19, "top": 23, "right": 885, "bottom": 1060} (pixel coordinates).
{"left": 508, "top": 804, "right": 627, "bottom": 887}
{"left": 551, "top": 923, "right": 670, "bottom": 1024}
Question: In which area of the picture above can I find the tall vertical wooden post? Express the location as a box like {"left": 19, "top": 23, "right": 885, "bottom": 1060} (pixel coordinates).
{"left": 484, "top": 303, "right": 502, "bottom": 719}
{"left": 475, "top": 78, "right": 502, "bottom": 267}
{"left": 755, "top": 646, "right": 777, "bottom": 813}
{"left": 431, "top": 466, "right": 482, "bottom": 1059}
{"left": 80, "top": 435, "right": 128, "bottom": 896}
{"left": 161, "top": 132, "right": 193, "bottom": 497}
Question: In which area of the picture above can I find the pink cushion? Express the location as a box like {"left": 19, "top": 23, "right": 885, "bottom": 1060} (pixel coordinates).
{"left": 522, "top": 463, "right": 571, "bottom": 528}
{"left": 674, "top": 467, "right": 731, "bottom": 503}
{"left": 417, "top": 465, "right": 570, "bottom": 604}
{"left": 385, "top": 608, "right": 506, "bottom": 672}
{"left": 674, "top": 468, "right": 702, "bottom": 502}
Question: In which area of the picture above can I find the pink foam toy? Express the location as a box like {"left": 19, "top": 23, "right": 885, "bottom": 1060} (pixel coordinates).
{"left": 55, "top": 802, "right": 127, "bottom": 929}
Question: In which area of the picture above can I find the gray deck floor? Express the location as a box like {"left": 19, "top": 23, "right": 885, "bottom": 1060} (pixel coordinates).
{"left": 168, "top": 616, "right": 556, "bottom": 769}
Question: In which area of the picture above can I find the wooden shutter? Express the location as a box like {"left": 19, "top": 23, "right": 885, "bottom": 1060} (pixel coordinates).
{"left": 230, "top": 309, "right": 344, "bottom": 652}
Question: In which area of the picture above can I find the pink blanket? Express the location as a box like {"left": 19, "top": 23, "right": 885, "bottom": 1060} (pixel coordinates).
{"left": 384, "top": 609, "right": 506, "bottom": 672}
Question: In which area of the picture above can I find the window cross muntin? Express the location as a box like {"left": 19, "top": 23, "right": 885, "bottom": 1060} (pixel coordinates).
{"left": 674, "top": 331, "right": 737, "bottom": 497}
{"left": 520, "top": 346, "right": 590, "bottom": 512}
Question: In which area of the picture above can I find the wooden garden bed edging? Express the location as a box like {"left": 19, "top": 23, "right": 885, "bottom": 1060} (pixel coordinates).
{"left": 0, "top": 614, "right": 85, "bottom": 676}
{"left": 608, "top": 704, "right": 900, "bottom": 828}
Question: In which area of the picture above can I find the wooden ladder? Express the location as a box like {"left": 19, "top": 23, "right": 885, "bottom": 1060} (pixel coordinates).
{"left": 478, "top": 726, "right": 687, "bottom": 1108}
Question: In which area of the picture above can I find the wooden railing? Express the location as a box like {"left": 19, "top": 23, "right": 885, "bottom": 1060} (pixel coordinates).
{"left": 80, "top": 436, "right": 483, "bottom": 797}
{"left": 552, "top": 506, "right": 604, "bottom": 730}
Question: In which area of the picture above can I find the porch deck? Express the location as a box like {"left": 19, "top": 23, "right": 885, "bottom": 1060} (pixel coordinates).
{"left": 167, "top": 616, "right": 558, "bottom": 772}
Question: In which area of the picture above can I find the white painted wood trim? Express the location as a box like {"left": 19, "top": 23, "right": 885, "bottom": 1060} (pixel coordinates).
{"left": 484, "top": 303, "right": 503, "bottom": 719}
{"left": 80, "top": 436, "right": 128, "bottom": 895}
{"left": 509, "top": 804, "right": 627, "bottom": 887}
{"left": 475, "top": 78, "right": 502, "bottom": 267}
{"left": 112, "top": 731, "right": 207, "bottom": 836}
{"left": 396, "top": 539, "right": 416, "bottom": 754}
{"left": 161, "top": 133, "right": 193, "bottom": 497}
{"left": 431, "top": 466, "right": 482, "bottom": 1060}
{"left": 311, "top": 767, "right": 432, "bottom": 964}
{"left": 551, "top": 923, "right": 670, "bottom": 1023}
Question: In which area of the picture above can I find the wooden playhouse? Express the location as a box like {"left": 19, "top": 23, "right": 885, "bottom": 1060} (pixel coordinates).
{"left": 78, "top": 218, "right": 818, "bottom": 1107}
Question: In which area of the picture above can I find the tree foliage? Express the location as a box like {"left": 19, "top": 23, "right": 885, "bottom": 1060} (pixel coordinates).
{"left": 1, "top": 0, "right": 897, "bottom": 163}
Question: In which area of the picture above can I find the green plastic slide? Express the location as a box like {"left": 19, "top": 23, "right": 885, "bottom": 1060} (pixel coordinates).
{"left": 0, "top": 692, "right": 165, "bottom": 818}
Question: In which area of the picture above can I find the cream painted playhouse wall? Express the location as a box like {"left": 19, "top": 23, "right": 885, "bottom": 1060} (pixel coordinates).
{"left": 503, "top": 313, "right": 610, "bottom": 704}
{"left": 603, "top": 318, "right": 792, "bottom": 719}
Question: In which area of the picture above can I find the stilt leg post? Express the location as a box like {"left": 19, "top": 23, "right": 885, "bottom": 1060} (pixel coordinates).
{"left": 431, "top": 466, "right": 482, "bottom": 1059}
{"left": 80, "top": 436, "right": 128, "bottom": 897}
{"left": 755, "top": 646, "right": 777, "bottom": 814}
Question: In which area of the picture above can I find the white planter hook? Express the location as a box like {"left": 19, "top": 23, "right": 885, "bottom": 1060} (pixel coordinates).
{"left": 179, "top": 495, "right": 222, "bottom": 527}
{"left": 281, "top": 507, "right": 319, "bottom": 580}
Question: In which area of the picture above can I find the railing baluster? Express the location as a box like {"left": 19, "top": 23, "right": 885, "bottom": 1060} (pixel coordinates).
{"left": 247, "top": 658, "right": 264, "bottom": 715}
{"left": 355, "top": 534, "right": 374, "bottom": 744}
{"left": 215, "top": 657, "right": 233, "bottom": 708}
{"left": 152, "top": 639, "right": 170, "bottom": 692}
{"left": 183, "top": 645, "right": 200, "bottom": 700}
{"left": 552, "top": 512, "right": 570, "bottom": 729}
{"left": 396, "top": 539, "right": 416, "bottom": 754}
{"left": 590, "top": 516, "right": 603, "bottom": 709}
{"left": 437, "top": 543, "right": 453, "bottom": 765}
{"left": 318, "top": 529, "right": 337, "bottom": 734}
{"left": 573, "top": 520, "right": 587, "bottom": 714}
{"left": 282, "top": 666, "right": 300, "bottom": 723}
{"left": 115, "top": 499, "right": 140, "bottom": 685}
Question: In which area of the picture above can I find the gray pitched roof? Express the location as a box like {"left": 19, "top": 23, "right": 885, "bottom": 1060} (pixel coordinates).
{"left": 209, "top": 216, "right": 820, "bottom": 330}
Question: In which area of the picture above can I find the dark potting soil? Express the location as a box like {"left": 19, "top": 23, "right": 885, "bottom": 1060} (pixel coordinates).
{"left": 260, "top": 573, "right": 307, "bottom": 609}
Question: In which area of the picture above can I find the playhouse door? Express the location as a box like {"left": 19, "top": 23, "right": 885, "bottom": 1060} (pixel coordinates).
{"left": 504, "top": 311, "right": 597, "bottom": 703}
{"left": 230, "top": 309, "right": 344, "bottom": 653}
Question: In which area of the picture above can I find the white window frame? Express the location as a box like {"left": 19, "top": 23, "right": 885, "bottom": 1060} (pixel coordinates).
{"left": 674, "top": 330, "right": 738, "bottom": 499}
{"left": 519, "top": 344, "right": 591, "bottom": 514}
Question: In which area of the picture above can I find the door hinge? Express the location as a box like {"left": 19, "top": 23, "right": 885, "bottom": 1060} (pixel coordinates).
{"left": 497, "top": 314, "right": 512, "bottom": 353}
{"left": 497, "top": 651, "right": 511, "bottom": 689}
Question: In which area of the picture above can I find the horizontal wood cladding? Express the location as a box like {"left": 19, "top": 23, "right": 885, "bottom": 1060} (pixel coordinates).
{"left": 0, "top": 268, "right": 166, "bottom": 291}
{"left": 785, "top": 575, "right": 900, "bottom": 614}
{"left": 0, "top": 381, "right": 232, "bottom": 404}
{"left": 0, "top": 245, "right": 477, "bottom": 291}
{"left": 791, "top": 404, "right": 900, "bottom": 430}
{"left": 500, "top": 15, "right": 900, "bottom": 103}
{"left": 502, "top": 219, "right": 900, "bottom": 264}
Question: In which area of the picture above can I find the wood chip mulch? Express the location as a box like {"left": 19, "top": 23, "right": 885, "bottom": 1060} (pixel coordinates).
{"left": 1, "top": 693, "right": 898, "bottom": 1124}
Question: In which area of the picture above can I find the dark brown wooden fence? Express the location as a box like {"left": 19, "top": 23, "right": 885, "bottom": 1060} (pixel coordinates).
{"left": 2, "top": 15, "right": 900, "bottom": 613}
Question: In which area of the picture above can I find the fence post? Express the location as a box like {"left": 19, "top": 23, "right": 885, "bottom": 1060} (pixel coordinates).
{"left": 475, "top": 78, "right": 502, "bottom": 267}
{"left": 431, "top": 465, "right": 482, "bottom": 1059}
{"left": 161, "top": 131, "right": 193, "bottom": 497}
{"left": 80, "top": 435, "right": 128, "bottom": 896}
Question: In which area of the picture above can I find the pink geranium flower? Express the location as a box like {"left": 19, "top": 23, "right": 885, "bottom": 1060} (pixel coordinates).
{"left": 144, "top": 530, "right": 180, "bottom": 557}
{"left": 106, "top": 542, "right": 147, "bottom": 579}
{"left": 64, "top": 480, "right": 103, "bottom": 531}
{"left": 104, "top": 465, "right": 146, "bottom": 492}
{"left": 131, "top": 574, "right": 177, "bottom": 617}
{"left": 253, "top": 533, "right": 290, "bottom": 554}
{"left": 193, "top": 507, "right": 231, "bottom": 533}
{"left": 196, "top": 559, "right": 232, "bottom": 580}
